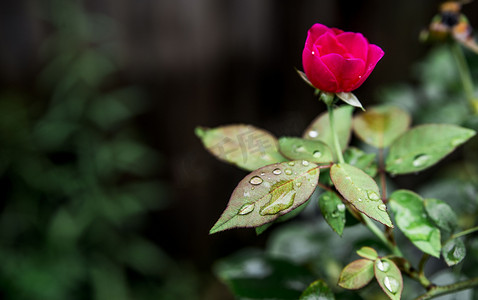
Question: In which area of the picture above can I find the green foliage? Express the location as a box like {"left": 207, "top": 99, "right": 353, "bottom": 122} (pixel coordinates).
{"left": 300, "top": 280, "right": 336, "bottom": 300}
{"left": 0, "top": 1, "right": 198, "bottom": 299}
{"left": 338, "top": 259, "right": 375, "bottom": 290}
{"left": 389, "top": 190, "right": 442, "bottom": 257}
{"left": 385, "top": 124, "right": 476, "bottom": 174}
{"left": 330, "top": 163, "right": 392, "bottom": 227}
{"left": 318, "top": 191, "right": 346, "bottom": 236}
{"left": 353, "top": 105, "right": 411, "bottom": 148}
{"left": 209, "top": 161, "right": 320, "bottom": 234}
{"left": 213, "top": 249, "right": 315, "bottom": 300}
{"left": 195, "top": 124, "right": 287, "bottom": 171}
{"left": 279, "top": 137, "right": 334, "bottom": 163}
{"left": 374, "top": 258, "right": 403, "bottom": 300}
{"left": 197, "top": 17, "right": 478, "bottom": 300}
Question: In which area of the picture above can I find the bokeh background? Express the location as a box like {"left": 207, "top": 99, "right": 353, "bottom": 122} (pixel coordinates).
{"left": 2, "top": 0, "right": 478, "bottom": 299}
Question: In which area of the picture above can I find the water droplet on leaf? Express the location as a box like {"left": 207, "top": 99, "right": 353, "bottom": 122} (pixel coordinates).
{"left": 249, "top": 176, "right": 263, "bottom": 185}
{"left": 413, "top": 154, "right": 430, "bottom": 167}
{"left": 383, "top": 276, "right": 400, "bottom": 294}
{"left": 284, "top": 169, "right": 293, "bottom": 175}
{"left": 272, "top": 168, "right": 282, "bottom": 175}
{"left": 367, "top": 190, "right": 381, "bottom": 201}
{"left": 331, "top": 211, "right": 339, "bottom": 218}
{"left": 294, "top": 145, "right": 305, "bottom": 153}
{"left": 378, "top": 204, "right": 387, "bottom": 211}
{"left": 313, "top": 150, "right": 322, "bottom": 158}
{"left": 358, "top": 198, "right": 363, "bottom": 202}
{"left": 295, "top": 182, "right": 302, "bottom": 187}
{"left": 238, "top": 203, "right": 255, "bottom": 215}
{"left": 288, "top": 161, "right": 295, "bottom": 166}
{"left": 301, "top": 160, "right": 309, "bottom": 166}
{"left": 337, "top": 203, "right": 346, "bottom": 212}
{"left": 376, "top": 260, "right": 390, "bottom": 272}
{"left": 308, "top": 130, "right": 319, "bottom": 138}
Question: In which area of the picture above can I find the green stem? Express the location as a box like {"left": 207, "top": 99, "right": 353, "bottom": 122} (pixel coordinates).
{"left": 327, "top": 102, "right": 345, "bottom": 164}
{"left": 451, "top": 225, "right": 478, "bottom": 239}
{"left": 362, "top": 216, "right": 403, "bottom": 257}
{"left": 451, "top": 43, "right": 478, "bottom": 114}
{"left": 414, "top": 277, "right": 478, "bottom": 300}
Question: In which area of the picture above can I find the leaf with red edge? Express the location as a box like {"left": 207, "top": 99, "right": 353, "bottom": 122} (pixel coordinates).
{"left": 210, "top": 161, "right": 320, "bottom": 234}
{"left": 338, "top": 259, "right": 374, "bottom": 290}
{"left": 330, "top": 163, "right": 392, "bottom": 227}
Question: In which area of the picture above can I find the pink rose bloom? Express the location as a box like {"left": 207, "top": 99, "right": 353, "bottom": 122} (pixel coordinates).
{"left": 302, "top": 24, "right": 384, "bottom": 93}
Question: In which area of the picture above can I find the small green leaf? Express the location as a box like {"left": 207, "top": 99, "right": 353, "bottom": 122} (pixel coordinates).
{"left": 353, "top": 105, "right": 411, "bottom": 148}
{"left": 303, "top": 106, "right": 354, "bottom": 160}
{"left": 330, "top": 163, "right": 393, "bottom": 227}
{"left": 336, "top": 92, "right": 364, "bottom": 110}
{"left": 318, "top": 191, "right": 346, "bottom": 236}
{"left": 343, "top": 147, "right": 378, "bottom": 177}
{"left": 442, "top": 238, "right": 466, "bottom": 266}
{"left": 195, "top": 124, "right": 287, "bottom": 171}
{"left": 338, "top": 259, "right": 374, "bottom": 290}
{"left": 389, "top": 190, "right": 441, "bottom": 257}
{"left": 374, "top": 258, "right": 403, "bottom": 300}
{"left": 385, "top": 124, "right": 476, "bottom": 174}
{"left": 300, "top": 280, "right": 335, "bottom": 300}
{"left": 210, "top": 161, "right": 320, "bottom": 234}
{"left": 356, "top": 247, "right": 378, "bottom": 260}
{"left": 279, "top": 137, "right": 333, "bottom": 163}
{"left": 424, "top": 198, "right": 458, "bottom": 234}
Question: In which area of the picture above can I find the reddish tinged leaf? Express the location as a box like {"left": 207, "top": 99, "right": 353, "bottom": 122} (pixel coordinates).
{"left": 338, "top": 259, "right": 374, "bottom": 290}
{"left": 209, "top": 161, "right": 320, "bottom": 234}
{"left": 330, "top": 163, "right": 393, "bottom": 227}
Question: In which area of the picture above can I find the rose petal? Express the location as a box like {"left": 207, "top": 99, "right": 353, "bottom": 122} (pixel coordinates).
{"left": 337, "top": 32, "right": 369, "bottom": 61}
{"left": 320, "top": 54, "right": 365, "bottom": 92}
{"left": 302, "top": 48, "right": 338, "bottom": 92}
{"left": 349, "top": 44, "right": 384, "bottom": 90}
{"left": 305, "top": 24, "right": 332, "bottom": 51}
{"left": 316, "top": 32, "right": 349, "bottom": 57}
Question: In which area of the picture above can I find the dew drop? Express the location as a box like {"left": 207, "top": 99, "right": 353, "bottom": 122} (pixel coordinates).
{"left": 358, "top": 198, "right": 363, "bottom": 202}
{"left": 288, "top": 161, "right": 295, "bottom": 166}
{"left": 272, "top": 168, "right": 282, "bottom": 175}
{"left": 294, "top": 145, "right": 306, "bottom": 153}
{"left": 249, "top": 176, "right": 263, "bottom": 185}
{"left": 260, "top": 172, "right": 266, "bottom": 176}
{"left": 337, "top": 203, "right": 346, "bottom": 212}
{"left": 412, "top": 154, "right": 430, "bottom": 167}
{"left": 378, "top": 204, "right": 387, "bottom": 211}
{"left": 238, "top": 203, "right": 255, "bottom": 215}
{"left": 284, "top": 169, "right": 293, "bottom": 175}
{"left": 308, "top": 130, "right": 319, "bottom": 138}
{"left": 331, "top": 211, "right": 339, "bottom": 218}
{"left": 383, "top": 276, "right": 400, "bottom": 294}
{"left": 302, "top": 160, "right": 309, "bottom": 166}
{"left": 367, "top": 190, "right": 381, "bottom": 201}
{"left": 313, "top": 150, "right": 322, "bottom": 158}
{"left": 345, "top": 176, "right": 352, "bottom": 181}
{"left": 376, "top": 259, "right": 390, "bottom": 272}
{"left": 296, "top": 182, "right": 302, "bottom": 187}
{"left": 311, "top": 51, "right": 315, "bottom": 55}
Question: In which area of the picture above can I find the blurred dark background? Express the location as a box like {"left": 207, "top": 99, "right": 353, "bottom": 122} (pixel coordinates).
{"left": 1, "top": 0, "right": 478, "bottom": 299}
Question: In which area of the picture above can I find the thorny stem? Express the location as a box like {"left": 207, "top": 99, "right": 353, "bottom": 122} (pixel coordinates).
{"left": 327, "top": 102, "right": 345, "bottom": 164}
{"left": 414, "top": 277, "right": 478, "bottom": 300}
{"left": 451, "top": 43, "right": 478, "bottom": 114}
